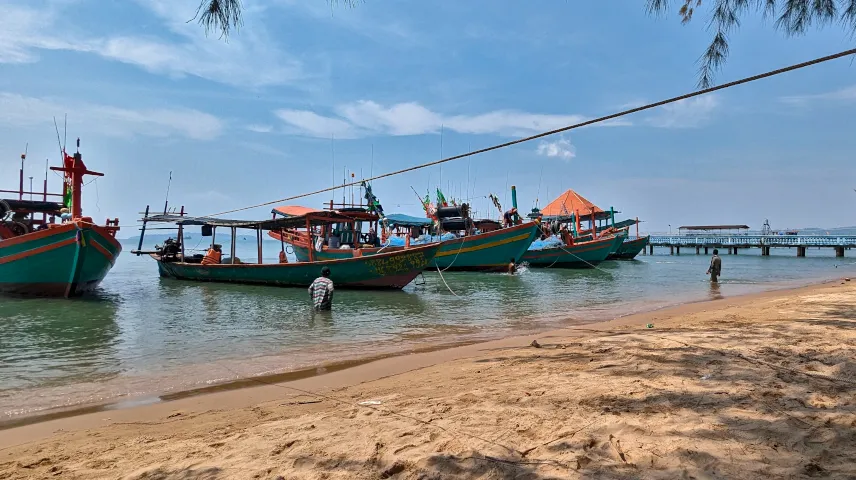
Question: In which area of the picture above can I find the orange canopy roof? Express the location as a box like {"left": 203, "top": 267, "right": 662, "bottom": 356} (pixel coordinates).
{"left": 272, "top": 205, "right": 321, "bottom": 217}
{"left": 540, "top": 189, "right": 603, "bottom": 217}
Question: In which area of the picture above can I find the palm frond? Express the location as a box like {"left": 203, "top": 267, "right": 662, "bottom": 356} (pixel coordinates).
{"left": 192, "top": 0, "right": 244, "bottom": 40}
{"left": 193, "top": 0, "right": 363, "bottom": 39}
{"left": 658, "top": 0, "right": 856, "bottom": 88}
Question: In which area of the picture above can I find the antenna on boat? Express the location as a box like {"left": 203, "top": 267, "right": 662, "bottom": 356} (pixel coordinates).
{"left": 535, "top": 165, "right": 544, "bottom": 208}
{"left": 163, "top": 171, "right": 173, "bottom": 215}
{"left": 370, "top": 144, "right": 374, "bottom": 179}
{"left": 53, "top": 117, "right": 63, "bottom": 158}
{"left": 63, "top": 114, "right": 68, "bottom": 152}
{"left": 438, "top": 124, "right": 443, "bottom": 195}
{"left": 19, "top": 143, "right": 27, "bottom": 200}
{"left": 331, "top": 133, "right": 335, "bottom": 202}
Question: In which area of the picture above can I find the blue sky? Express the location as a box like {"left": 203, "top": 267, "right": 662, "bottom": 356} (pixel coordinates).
{"left": 1, "top": 0, "right": 854, "bottom": 235}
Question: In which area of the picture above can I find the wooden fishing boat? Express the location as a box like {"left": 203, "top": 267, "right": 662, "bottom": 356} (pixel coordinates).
{"left": 0, "top": 143, "right": 121, "bottom": 297}
{"left": 521, "top": 233, "right": 619, "bottom": 268}
{"left": 136, "top": 211, "right": 441, "bottom": 290}
{"left": 271, "top": 208, "right": 540, "bottom": 272}
{"left": 607, "top": 234, "right": 650, "bottom": 260}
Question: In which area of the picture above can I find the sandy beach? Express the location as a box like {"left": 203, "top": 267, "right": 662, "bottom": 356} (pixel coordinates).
{"left": 1, "top": 280, "right": 855, "bottom": 479}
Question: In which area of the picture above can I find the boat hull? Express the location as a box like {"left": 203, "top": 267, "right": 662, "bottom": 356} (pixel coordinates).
{"left": 279, "top": 222, "right": 540, "bottom": 273}
{"left": 522, "top": 234, "right": 616, "bottom": 268}
{"left": 154, "top": 243, "right": 441, "bottom": 290}
{"left": 607, "top": 235, "right": 650, "bottom": 260}
{"left": 0, "top": 222, "right": 122, "bottom": 297}
{"left": 430, "top": 222, "right": 540, "bottom": 272}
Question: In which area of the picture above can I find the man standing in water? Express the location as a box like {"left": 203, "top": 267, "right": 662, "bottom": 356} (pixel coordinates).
{"left": 508, "top": 258, "right": 517, "bottom": 275}
{"left": 707, "top": 249, "right": 722, "bottom": 283}
{"left": 309, "top": 266, "right": 334, "bottom": 310}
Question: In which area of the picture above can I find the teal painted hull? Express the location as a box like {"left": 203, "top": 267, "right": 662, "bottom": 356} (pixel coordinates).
{"left": 154, "top": 242, "right": 441, "bottom": 290}
{"left": 0, "top": 222, "right": 122, "bottom": 297}
{"left": 607, "top": 235, "right": 650, "bottom": 260}
{"left": 521, "top": 234, "right": 616, "bottom": 268}
{"left": 430, "top": 222, "right": 540, "bottom": 271}
{"left": 284, "top": 222, "right": 540, "bottom": 272}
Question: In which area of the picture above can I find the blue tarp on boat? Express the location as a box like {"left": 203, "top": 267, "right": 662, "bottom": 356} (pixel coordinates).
{"left": 385, "top": 213, "right": 434, "bottom": 228}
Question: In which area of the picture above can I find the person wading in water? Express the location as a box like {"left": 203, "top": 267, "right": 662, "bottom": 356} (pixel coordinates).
{"left": 707, "top": 249, "right": 722, "bottom": 283}
{"left": 308, "top": 266, "right": 334, "bottom": 310}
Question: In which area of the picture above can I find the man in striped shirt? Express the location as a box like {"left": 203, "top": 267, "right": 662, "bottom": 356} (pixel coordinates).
{"left": 308, "top": 266, "right": 334, "bottom": 310}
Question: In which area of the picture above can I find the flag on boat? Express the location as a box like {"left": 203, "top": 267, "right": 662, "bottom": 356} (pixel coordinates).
{"left": 436, "top": 188, "right": 448, "bottom": 207}
{"left": 361, "top": 181, "right": 385, "bottom": 218}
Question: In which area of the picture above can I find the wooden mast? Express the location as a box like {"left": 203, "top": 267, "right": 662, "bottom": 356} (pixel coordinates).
{"left": 49, "top": 140, "right": 103, "bottom": 220}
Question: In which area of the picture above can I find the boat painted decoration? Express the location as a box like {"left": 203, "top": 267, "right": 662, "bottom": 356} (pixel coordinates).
{"left": 0, "top": 221, "right": 121, "bottom": 296}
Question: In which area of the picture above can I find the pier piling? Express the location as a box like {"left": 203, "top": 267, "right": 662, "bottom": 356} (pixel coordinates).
{"left": 704, "top": 247, "right": 709, "bottom": 255}
{"left": 836, "top": 247, "right": 845, "bottom": 258}
{"left": 696, "top": 246, "right": 700, "bottom": 254}
{"left": 797, "top": 246, "right": 806, "bottom": 257}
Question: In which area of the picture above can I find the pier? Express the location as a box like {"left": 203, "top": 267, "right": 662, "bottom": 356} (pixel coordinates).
{"left": 647, "top": 234, "right": 856, "bottom": 257}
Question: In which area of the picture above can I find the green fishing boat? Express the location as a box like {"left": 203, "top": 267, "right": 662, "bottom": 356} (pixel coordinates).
{"left": 0, "top": 144, "right": 122, "bottom": 297}
{"left": 607, "top": 235, "right": 650, "bottom": 260}
{"left": 521, "top": 234, "right": 619, "bottom": 268}
{"left": 136, "top": 211, "right": 441, "bottom": 289}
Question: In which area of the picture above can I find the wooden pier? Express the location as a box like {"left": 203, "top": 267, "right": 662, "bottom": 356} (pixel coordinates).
{"left": 646, "top": 234, "right": 856, "bottom": 257}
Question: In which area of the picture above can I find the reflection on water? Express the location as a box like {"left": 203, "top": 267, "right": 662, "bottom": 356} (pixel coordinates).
{"left": 708, "top": 282, "right": 723, "bottom": 301}
{"left": 0, "top": 239, "right": 854, "bottom": 421}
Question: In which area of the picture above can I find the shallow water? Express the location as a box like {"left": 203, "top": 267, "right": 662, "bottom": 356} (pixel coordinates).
{"left": 1, "top": 239, "right": 854, "bottom": 421}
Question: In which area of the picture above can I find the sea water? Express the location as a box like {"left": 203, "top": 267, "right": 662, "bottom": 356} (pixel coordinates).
{"left": 1, "top": 238, "right": 854, "bottom": 422}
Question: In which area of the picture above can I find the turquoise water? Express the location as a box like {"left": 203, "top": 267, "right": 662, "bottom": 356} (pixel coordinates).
{"left": 0, "top": 238, "right": 854, "bottom": 422}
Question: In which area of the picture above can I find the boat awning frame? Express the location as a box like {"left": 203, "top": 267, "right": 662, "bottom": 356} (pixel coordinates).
{"left": 146, "top": 211, "right": 356, "bottom": 230}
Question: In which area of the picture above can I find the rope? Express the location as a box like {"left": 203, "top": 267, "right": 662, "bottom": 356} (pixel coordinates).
{"left": 147, "top": 47, "right": 856, "bottom": 224}
{"left": 438, "top": 234, "right": 466, "bottom": 272}
{"left": 557, "top": 243, "right": 613, "bottom": 274}
{"left": 435, "top": 265, "right": 459, "bottom": 297}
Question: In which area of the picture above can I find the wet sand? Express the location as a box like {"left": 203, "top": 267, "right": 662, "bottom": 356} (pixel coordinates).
{"left": 1, "top": 280, "right": 855, "bottom": 479}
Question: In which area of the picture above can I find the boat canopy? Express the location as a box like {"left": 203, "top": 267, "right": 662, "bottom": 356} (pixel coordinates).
{"left": 385, "top": 213, "right": 434, "bottom": 228}
{"left": 540, "top": 189, "right": 605, "bottom": 217}
{"left": 147, "top": 211, "right": 355, "bottom": 230}
{"left": 271, "top": 205, "right": 321, "bottom": 217}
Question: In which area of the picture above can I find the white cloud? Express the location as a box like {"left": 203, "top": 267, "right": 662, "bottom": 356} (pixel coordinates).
{"left": 0, "top": 1, "right": 305, "bottom": 88}
{"left": 644, "top": 95, "right": 720, "bottom": 128}
{"left": 779, "top": 85, "right": 856, "bottom": 105}
{"left": 536, "top": 137, "right": 575, "bottom": 160}
{"left": 246, "top": 124, "right": 275, "bottom": 133}
{"left": 0, "top": 92, "right": 223, "bottom": 140}
{"left": 272, "top": 100, "right": 629, "bottom": 139}
{"left": 275, "top": 109, "right": 359, "bottom": 139}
